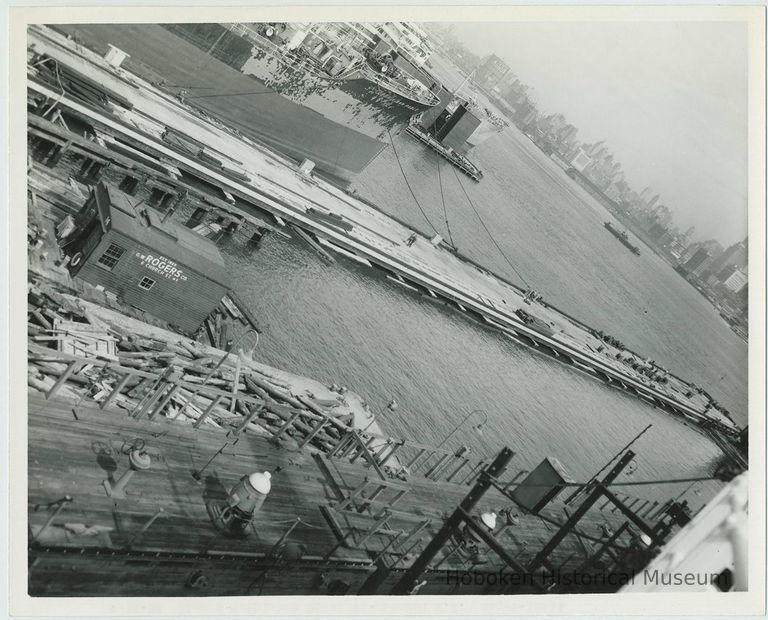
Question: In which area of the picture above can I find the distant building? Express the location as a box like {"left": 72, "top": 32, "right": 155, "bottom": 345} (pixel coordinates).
{"left": 648, "top": 223, "right": 668, "bottom": 242}
{"left": 684, "top": 247, "right": 711, "bottom": 274}
{"left": 570, "top": 149, "right": 592, "bottom": 172}
{"left": 707, "top": 239, "right": 748, "bottom": 276}
{"left": 723, "top": 269, "right": 748, "bottom": 293}
{"left": 475, "top": 54, "right": 511, "bottom": 89}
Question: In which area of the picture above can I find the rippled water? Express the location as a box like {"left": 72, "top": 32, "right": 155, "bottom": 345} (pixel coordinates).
{"left": 59, "top": 24, "right": 748, "bottom": 509}
{"left": 222, "top": 49, "right": 747, "bottom": 509}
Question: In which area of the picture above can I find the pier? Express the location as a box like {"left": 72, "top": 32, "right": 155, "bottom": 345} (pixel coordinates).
{"left": 25, "top": 25, "right": 739, "bottom": 437}
{"left": 26, "top": 319, "right": 696, "bottom": 596}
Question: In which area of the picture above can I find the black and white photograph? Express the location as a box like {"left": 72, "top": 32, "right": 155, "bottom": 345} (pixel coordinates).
{"left": 6, "top": 4, "right": 765, "bottom": 614}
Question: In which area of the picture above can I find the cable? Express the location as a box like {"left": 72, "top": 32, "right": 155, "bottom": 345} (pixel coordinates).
{"left": 450, "top": 165, "right": 531, "bottom": 290}
{"left": 386, "top": 127, "right": 439, "bottom": 235}
{"left": 492, "top": 474, "right": 719, "bottom": 491}
{"left": 186, "top": 90, "right": 275, "bottom": 100}
{"left": 436, "top": 157, "right": 455, "bottom": 247}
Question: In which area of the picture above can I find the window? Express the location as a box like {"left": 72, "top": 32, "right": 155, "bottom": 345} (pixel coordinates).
{"left": 138, "top": 276, "right": 156, "bottom": 291}
{"left": 119, "top": 175, "right": 139, "bottom": 195}
{"left": 96, "top": 242, "right": 126, "bottom": 271}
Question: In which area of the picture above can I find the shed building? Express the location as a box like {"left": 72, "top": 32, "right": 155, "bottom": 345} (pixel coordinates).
{"left": 65, "top": 182, "right": 231, "bottom": 333}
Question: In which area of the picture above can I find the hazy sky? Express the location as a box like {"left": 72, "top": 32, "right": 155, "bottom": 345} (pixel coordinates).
{"left": 451, "top": 21, "right": 748, "bottom": 246}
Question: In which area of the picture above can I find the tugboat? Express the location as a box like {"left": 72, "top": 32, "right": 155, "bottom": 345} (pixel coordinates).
{"left": 604, "top": 222, "right": 641, "bottom": 255}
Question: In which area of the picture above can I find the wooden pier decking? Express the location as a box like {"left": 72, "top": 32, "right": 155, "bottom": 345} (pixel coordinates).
{"left": 28, "top": 383, "right": 673, "bottom": 596}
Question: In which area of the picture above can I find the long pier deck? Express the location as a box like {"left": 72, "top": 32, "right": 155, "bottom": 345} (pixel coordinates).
{"left": 28, "top": 389, "right": 668, "bottom": 596}
{"left": 25, "top": 25, "right": 738, "bottom": 435}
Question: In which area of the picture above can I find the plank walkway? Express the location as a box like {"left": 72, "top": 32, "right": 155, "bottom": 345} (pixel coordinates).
{"left": 27, "top": 390, "right": 658, "bottom": 596}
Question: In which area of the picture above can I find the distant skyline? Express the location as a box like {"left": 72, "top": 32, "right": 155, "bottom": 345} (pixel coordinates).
{"left": 450, "top": 21, "right": 748, "bottom": 246}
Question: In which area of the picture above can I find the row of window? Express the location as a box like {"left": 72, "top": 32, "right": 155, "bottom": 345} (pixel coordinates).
{"left": 96, "top": 242, "right": 155, "bottom": 291}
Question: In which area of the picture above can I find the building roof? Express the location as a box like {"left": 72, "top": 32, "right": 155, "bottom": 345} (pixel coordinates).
{"left": 94, "top": 182, "right": 231, "bottom": 287}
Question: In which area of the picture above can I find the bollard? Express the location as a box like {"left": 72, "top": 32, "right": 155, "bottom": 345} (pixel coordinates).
{"left": 32, "top": 495, "right": 73, "bottom": 542}
{"left": 104, "top": 449, "right": 151, "bottom": 499}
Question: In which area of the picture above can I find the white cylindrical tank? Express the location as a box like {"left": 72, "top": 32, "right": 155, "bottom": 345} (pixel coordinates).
{"left": 227, "top": 471, "right": 272, "bottom": 516}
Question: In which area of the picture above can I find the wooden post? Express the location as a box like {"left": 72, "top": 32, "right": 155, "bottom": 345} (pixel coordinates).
{"left": 378, "top": 442, "right": 404, "bottom": 468}
{"left": 99, "top": 372, "right": 132, "bottom": 410}
{"left": 392, "top": 537, "right": 424, "bottom": 569}
{"left": 598, "top": 487, "right": 659, "bottom": 541}
{"left": 299, "top": 418, "right": 329, "bottom": 449}
{"left": 126, "top": 508, "right": 165, "bottom": 549}
{"left": 642, "top": 501, "right": 659, "bottom": 519}
{"left": 349, "top": 435, "right": 376, "bottom": 464}
{"left": 271, "top": 410, "right": 303, "bottom": 441}
{"left": 329, "top": 431, "right": 353, "bottom": 458}
{"left": 462, "top": 460, "right": 486, "bottom": 485}
{"left": 424, "top": 453, "right": 451, "bottom": 480}
{"left": 372, "top": 530, "right": 405, "bottom": 563}
{"left": 229, "top": 403, "right": 263, "bottom": 437}
{"left": 45, "top": 361, "right": 81, "bottom": 399}
{"left": 31, "top": 495, "right": 73, "bottom": 542}
{"left": 192, "top": 394, "right": 223, "bottom": 428}
{"left": 574, "top": 522, "right": 630, "bottom": 575}
{"left": 459, "top": 507, "right": 529, "bottom": 574}
{"left": 391, "top": 447, "right": 515, "bottom": 594}
{"left": 525, "top": 451, "right": 635, "bottom": 574}
{"left": 135, "top": 380, "right": 173, "bottom": 420}
{"left": 404, "top": 447, "right": 427, "bottom": 471}
{"left": 147, "top": 384, "right": 181, "bottom": 420}
{"left": 228, "top": 354, "right": 242, "bottom": 415}
{"left": 356, "top": 511, "right": 391, "bottom": 548}
{"left": 335, "top": 479, "right": 370, "bottom": 512}
{"left": 446, "top": 458, "right": 471, "bottom": 483}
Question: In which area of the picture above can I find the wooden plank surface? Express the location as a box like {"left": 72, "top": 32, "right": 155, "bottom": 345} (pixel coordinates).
{"left": 28, "top": 388, "right": 647, "bottom": 598}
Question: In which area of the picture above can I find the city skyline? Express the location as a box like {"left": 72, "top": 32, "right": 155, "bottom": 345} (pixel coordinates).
{"left": 451, "top": 20, "right": 748, "bottom": 246}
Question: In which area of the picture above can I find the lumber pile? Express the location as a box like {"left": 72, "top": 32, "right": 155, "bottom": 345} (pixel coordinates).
{"left": 27, "top": 281, "right": 358, "bottom": 453}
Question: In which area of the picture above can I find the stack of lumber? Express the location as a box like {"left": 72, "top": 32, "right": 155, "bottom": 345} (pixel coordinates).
{"left": 27, "top": 280, "right": 359, "bottom": 453}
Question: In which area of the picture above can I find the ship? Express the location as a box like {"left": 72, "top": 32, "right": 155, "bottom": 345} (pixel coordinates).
{"left": 604, "top": 222, "right": 641, "bottom": 255}
{"left": 404, "top": 88, "right": 509, "bottom": 182}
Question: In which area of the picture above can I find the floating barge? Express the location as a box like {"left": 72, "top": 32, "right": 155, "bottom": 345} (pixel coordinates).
{"left": 404, "top": 120, "right": 483, "bottom": 182}
{"left": 604, "top": 222, "right": 641, "bottom": 256}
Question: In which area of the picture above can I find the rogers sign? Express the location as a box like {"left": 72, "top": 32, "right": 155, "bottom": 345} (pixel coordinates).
{"left": 135, "top": 252, "right": 189, "bottom": 282}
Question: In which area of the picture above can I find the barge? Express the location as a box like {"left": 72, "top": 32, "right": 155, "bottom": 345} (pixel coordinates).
{"left": 604, "top": 221, "right": 641, "bottom": 255}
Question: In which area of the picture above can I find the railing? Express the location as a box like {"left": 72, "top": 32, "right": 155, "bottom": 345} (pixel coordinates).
{"left": 358, "top": 63, "right": 440, "bottom": 107}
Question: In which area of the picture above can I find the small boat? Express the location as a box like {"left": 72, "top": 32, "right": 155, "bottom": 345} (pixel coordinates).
{"left": 604, "top": 222, "right": 640, "bottom": 255}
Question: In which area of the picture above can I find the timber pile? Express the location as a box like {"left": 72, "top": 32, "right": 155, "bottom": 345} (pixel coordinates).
{"left": 27, "top": 281, "right": 358, "bottom": 453}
